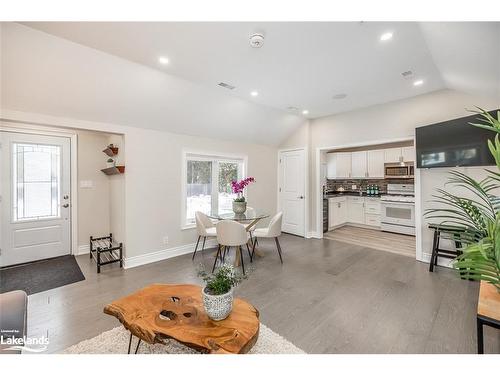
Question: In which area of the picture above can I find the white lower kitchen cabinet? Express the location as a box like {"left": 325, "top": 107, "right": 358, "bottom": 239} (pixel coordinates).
{"left": 327, "top": 195, "right": 382, "bottom": 230}
{"left": 347, "top": 196, "right": 365, "bottom": 224}
{"left": 328, "top": 197, "right": 347, "bottom": 228}
{"left": 365, "top": 213, "right": 381, "bottom": 227}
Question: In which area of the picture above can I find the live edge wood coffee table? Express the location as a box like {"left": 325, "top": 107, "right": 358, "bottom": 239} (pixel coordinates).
{"left": 476, "top": 281, "right": 500, "bottom": 354}
{"left": 103, "top": 284, "right": 260, "bottom": 354}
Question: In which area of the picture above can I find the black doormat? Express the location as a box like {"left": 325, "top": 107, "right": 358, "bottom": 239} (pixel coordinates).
{"left": 0, "top": 255, "right": 85, "bottom": 295}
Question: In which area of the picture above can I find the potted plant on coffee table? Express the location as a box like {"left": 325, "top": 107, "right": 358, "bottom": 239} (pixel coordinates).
{"left": 198, "top": 263, "right": 246, "bottom": 320}
{"left": 231, "top": 177, "right": 255, "bottom": 214}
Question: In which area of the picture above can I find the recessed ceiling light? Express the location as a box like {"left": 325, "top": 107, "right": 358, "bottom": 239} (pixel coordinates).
{"left": 380, "top": 32, "right": 393, "bottom": 41}
{"left": 413, "top": 79, "right": 424, "bottom": 86}
{"left": 250, "top": 91, "right": 259, "bottom": 97}
{"left": 302, "top": 110, "right": 309, "bottom": 115}
{"left": 158, "top": 56, "right": 169, "bottom": 65}
{"left": 333, "top": 93, "right": 347, "bottom": 100}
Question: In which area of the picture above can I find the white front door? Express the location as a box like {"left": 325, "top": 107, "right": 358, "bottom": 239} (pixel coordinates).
{"left": 279, "top": 149, "right": 305, "bottom": 236}
{"left": 1, "top": 132, "right": 71, "bottom": 266}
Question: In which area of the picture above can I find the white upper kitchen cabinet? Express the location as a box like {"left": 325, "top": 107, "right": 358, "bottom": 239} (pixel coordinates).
{"left": 384, "top": 147, "right": 402, "bottom": 163}
{"left": 367, "top": 150, "right": 385, "bottom": 178}
{"left": 326, "top": 152, "right": 352, "bottom": 179}
{"left": 401, "top": 146, "right": 415, "bottom": 162}
{"left": 351, "top": 151, "right": 367, "bottom": 178}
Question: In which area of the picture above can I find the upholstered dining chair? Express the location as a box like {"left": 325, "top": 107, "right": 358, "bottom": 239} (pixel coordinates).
{"left": 213, "top": 220, "right": 251, "bottom": 274}
{"left": 193, "top": 211, "right": 217, "bottom": 260}
{"left": 252, "top": 212, "right": 284, "bottom": 264}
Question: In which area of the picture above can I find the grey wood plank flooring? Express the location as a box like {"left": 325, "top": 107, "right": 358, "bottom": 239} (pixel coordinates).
{"left": 25, "top": 234, "right": 500, "bottom": 354}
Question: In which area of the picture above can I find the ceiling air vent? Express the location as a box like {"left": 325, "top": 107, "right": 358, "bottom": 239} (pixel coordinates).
{"left": 401, "top": 70, "right": 413, "bottom": 79}
{"left": 218, "top": 82, "right": 236, "bottom": 90}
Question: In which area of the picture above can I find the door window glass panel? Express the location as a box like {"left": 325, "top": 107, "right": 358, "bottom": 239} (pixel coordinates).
{"left": 186, "top": 160, "right": 212, "bottom": 222}
{"left": 13, "top": 143, "right": 61, "bottom": 221}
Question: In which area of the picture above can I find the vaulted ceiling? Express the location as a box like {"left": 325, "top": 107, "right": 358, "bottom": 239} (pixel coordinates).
{"left": 1, "top": 22, "right": 499, "bottom": 145}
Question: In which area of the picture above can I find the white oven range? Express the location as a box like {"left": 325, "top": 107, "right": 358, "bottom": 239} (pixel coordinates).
{"left": 380, "top": 184, "right": 415, "bottom": 236}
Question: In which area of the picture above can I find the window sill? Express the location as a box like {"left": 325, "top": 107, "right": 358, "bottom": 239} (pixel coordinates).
{"left": 181, "top": 224, "right": 196, "bottom": 231}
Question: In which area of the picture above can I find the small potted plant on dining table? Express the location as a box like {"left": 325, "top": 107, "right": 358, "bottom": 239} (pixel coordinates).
{"left": 231, "top": 177, "right": 255, "bottom": 214}
{"left": 198, "top": 264, "right": 246, "bottom": 321}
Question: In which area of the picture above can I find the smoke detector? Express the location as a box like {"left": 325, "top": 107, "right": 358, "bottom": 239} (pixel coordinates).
{"left": 249, "top": 33, "right": 265, "bottom": 48}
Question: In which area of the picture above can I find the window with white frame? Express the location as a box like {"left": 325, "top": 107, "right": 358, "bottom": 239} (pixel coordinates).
{"left": 183, "top": 153, "right": 245, "bottom": 226}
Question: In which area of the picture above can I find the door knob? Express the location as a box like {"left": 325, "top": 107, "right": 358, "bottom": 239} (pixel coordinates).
{"left": 62, "top": 203, "right": 69, "bottom": 208}
{"left": 298, "top": 196, "right": 304, "bottom": 199}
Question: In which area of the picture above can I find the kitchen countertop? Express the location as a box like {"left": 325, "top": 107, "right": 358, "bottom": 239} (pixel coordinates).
{"left": 323, "top": 191, "right": 383, "bottom": 199}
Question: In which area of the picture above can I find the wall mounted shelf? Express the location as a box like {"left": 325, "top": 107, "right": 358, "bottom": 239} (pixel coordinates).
{"left": 103, "top": 146, "right": 119, "bottom": 157}
{"left": 101, "top": 166, "right": 125, "bottom": 175}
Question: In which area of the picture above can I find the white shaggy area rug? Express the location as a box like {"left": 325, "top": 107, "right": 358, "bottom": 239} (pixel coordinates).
{"left": 62, "top": 324, "right": 305, "bottom": 354}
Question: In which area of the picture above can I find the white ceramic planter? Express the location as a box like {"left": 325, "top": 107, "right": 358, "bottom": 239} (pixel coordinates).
{"left": 202, "top": 287, "right": 234, "bottom": 321}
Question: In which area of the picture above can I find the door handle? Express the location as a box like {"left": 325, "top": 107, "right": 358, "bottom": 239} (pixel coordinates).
{"left": 62, "top": 203, "right": 69, "bottom": 208}
{"left": 297, "top": 196, "right": 304, "bottom": 199}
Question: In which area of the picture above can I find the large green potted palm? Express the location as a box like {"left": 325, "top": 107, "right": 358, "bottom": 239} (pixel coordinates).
{"left": 425, "top": 108, "right": 500, "bottom": 292}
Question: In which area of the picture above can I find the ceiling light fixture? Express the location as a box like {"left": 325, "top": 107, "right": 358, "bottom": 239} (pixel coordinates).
{"left": 302, "top": 110, "right": 309, "bottom": 115}
{"left": 413, "top": 79, "right": 424, "bottom": 86}
{"left": 250, "top": 91, "right": 259, "bottom": 97}
{"left": 158, "top": 56, "right": 169, "bottom": 65}
{"left": 380, "top": 32, "right": 393, "bottom": 41}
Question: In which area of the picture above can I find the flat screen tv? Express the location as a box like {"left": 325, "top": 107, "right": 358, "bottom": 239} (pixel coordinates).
{"left": 416, "top": 110, "right": 498, "bottom": 168}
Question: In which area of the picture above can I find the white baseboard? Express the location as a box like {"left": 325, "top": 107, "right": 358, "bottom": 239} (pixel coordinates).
{"left": 74, "top": 244, "right": 90, "bottom": 256}
{"left": 306, "top": 231, "right": 323, "bottom": 239}
{"left": 123, "top": 239, "right": 218, "bottom": 269}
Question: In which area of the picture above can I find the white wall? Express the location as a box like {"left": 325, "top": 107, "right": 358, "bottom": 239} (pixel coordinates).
{"left": 107, "top": 134, "right": 126, "bottom": 246}
{"left": 0, "top": 109, "right": 278, "bottom": 265}
{"left": 123, "top": 126, "right": 277, "bottom": 259}
{"left": 76, "top": 130, "right": 111, "bottom": 247}
{"left": 281, "top": 89, "right": 499, "bottom": 260}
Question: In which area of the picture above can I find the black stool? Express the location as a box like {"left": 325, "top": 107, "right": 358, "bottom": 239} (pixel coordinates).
{"left": 428, "top": 224, "right": 464, "bottom": 272}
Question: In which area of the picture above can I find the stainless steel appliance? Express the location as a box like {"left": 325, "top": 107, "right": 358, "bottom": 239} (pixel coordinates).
{"left": 384, "top": 162, "right": 414, "bottom": 179}
{"left": 381, "top": 184, "right": 415, "bottom": 235}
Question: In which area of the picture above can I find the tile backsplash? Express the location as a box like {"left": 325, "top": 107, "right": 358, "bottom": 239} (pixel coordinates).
{"left": 326, "top": 178, "right": 414, "bottom": 194}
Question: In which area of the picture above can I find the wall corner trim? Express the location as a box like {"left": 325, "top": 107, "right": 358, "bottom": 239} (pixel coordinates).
{"left": 75, "top": 245, "right": 90, "bottom": 255}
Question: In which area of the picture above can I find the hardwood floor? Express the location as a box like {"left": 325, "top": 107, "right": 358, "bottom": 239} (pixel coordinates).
{"left": 26, "top": 234, "right": 499, "bottom": 354}
{"left": 324, "top": 225, "right": 416, "bottom": 258}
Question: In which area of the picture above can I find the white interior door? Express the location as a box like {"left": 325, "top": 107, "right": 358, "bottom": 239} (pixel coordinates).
{"left": 279, "top": 149, "right": 305, "bottom": 236}
{"left": 1, "top": 132, "right": 71, "bottom": 267}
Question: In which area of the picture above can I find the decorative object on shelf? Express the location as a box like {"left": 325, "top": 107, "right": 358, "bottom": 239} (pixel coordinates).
{"left": 103, "top": 144, "right": 119, "bottom": 157}
{"left": 231, "top": 177, "right": 255, "bottom": 214}
{"left": 101, "top": 143, "right": 125, "bottom": 175}
{"left": 90, "top": 233, "right": 123, "bottom": 273}
{"left": 425, "top": 108, "right": 500, "bottom": 292}
{"left": 198, "top": 263, "right": 247, "bottom": 321}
